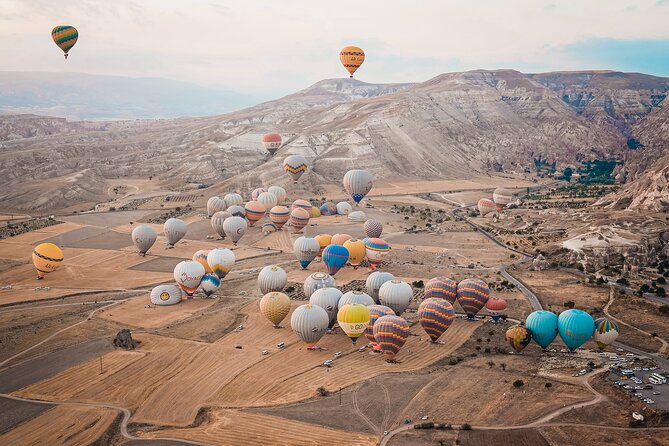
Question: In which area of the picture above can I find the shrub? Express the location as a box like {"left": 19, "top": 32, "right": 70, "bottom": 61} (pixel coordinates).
{"left": 657, "top": 288, "right": 666, "bottom": 298}
{"left": 316, "top": 386, "right": 329, "bottom": 396}
{"left": 284, "top": 286, "right": 295, "bottom": 293}
{"left": 563, "top": 301, "right": 575, "bottom": 309}
{"left": 461, "top": 423, "right": 472, "bottom": 430}
{"left": 513, "top": 380, "right": 525, "bottom": 388}
{"left": 658, "top": 277, "right": 666, "bottom": 285}
{"left": 545, "top": 382, "right": 552, "bottom": 388}
{"left": 412, "top": 280, "right": 424, "bottom": 288}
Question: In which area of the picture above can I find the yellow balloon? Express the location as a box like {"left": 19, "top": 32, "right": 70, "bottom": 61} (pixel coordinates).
{"left": 340, "top": 46, "right": 365, "bottom": 78}
{"left": 337, "top": 303, "right": 371, "bottom": 343}
{"left": 192, "top": 250, "right": 212, "bottom": 274}
{"left": 260, "top": 292, "right": 291, "bottom": 327}
{"left": 32, "top": 243, "right": 64, "bottom": 279}
{"left": 310, "top": 207, "right": 321, "bottom": 218}
{"left": 343, "top": 238, "right": 366, "bottom": 266}
{"left": 314, "top": 234, "right": 332, "bottom": 257}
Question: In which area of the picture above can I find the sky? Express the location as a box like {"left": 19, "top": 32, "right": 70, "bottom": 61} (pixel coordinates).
{"left": 1, "top": 0, "right": 668, "bottom": 100}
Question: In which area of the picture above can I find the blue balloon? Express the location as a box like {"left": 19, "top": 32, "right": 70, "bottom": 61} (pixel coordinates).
{"left": 322, "top": 244, "right": 349, "bottom": 276}
{"left": 319, "top": 202, "right": 337, "bottom": 216}
{"left": 200, "top": 273, "right": 221, "bottom": 297}
{"left": 558, "top": 309, "right": 595, "bottom": 351}
{"left": 525, "top": 310, "right": 558, "bottom": 349}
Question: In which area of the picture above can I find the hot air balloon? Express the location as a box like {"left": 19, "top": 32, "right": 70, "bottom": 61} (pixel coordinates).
{"left": 424, "top": 277, "right": 458, "bottom": 304}
{"left": 257, "top": 192, "right": 278, "bottom": 210}
{"left": 289, "top": 207, "right": 310, "bottom": 233}
{"left": 365, "top": 305, "right": 395, "bottom": 349}
{"left": 262, "top": 133, "right": 282, "bottom": 156}
{"left": 210, "top": 211, "right": 231, "bottom": 239}
{"left": 163, "top": 218, "right": 187, "bottom": 248}
{"left": 558, "top": 309, "right": 595, "bottom": 352}
{"left": 224, "top": 193, "right": 244, "bottom": 208}
{"left": 320, "top": 202, "right": 337, "bottom": 216}
{"left": 373, "top": 315, "right": 410, "bottom": 360}
{"left": 283, "top": 155, "right": 308, "bottom": 183}
{"left": 192, "top": 250, "right": 212, "bottom": 274}
{"left": 251, "top": 188, "right": 266, "bottom": 201}
{"left": 525, "top": 310, "right": 558, "bottom": 350}
{"left": 365, "top": 238, "right": 390, "bottom": 269}
{"left": 259, "top": 292, "right": 291, "bottom": 328}
{"left": 51, "top": 26, "right": 78, "bottom": 59}
{"left": 456, "top": 278, "right": 490, "bottom": 319}
{"left": 337, "top": 303, "right": 371, "bottom": 344}
{"left": 506, "top": 325, "right": 532, "bottom": 353}
{"left": 32, "top": 243, "right": 63, "bottom": 279}
{"left": 339, "top": 46, "right": 365, "bottom": 78}
{"left": 294, "top": 236, "right": 320, "bottom": 269}
{"left": 268, "top": 186, "right": 287, "bottom": 203}
{"left": 417, "top": 298, "right": 455, "bottom": 342}
{"left": 245, "top": 200, "right": 266, "bottom": 226}
{"left": 150, "top": 284, "right": 182, "bottom": 306}
{"left": 131, "top": 225, "right": 157, "bottom": 256}
{"left": 227, "top": 205, "right": 246, "bottom": 218}
{"left": 379, "top": 280, "right": 413, "bottom": 315}
{"left": 343, "top": 169, "right": 373, "bottom": 205}
{"left": 174, "top": 260, "right": 205, "bottom": 296}
{"left": 366, "top": 271, "right": 395, "bottom": 303}
{"left": 485, "top": 297, "right": 508, "bottom": 321}
{"left": 348, "top": 210, "right": 366, "bottom": 222}
{"left": 338, "top": 290, "right": 374, "bottom": 309}
{"left": 207, "top": 196, "right": 227, "bottom": 217}
{"left": 493, "top": 188, "right": 514, "bottom": 210}
{"left": 207, "top": 248, "right": 235, "bottom": 279}
{"left": 291, "top": 199, "right": 313, "bottom": 213}
{"left": 310, "top": 206, "right": 321, "bottom": 219}
{"left": 291, "top": 304, "right": 329, "bottom": 348}
{"left": 343, "top": 238, "right": 366, "bottom": 266}
{"left": 261, "top": 222, "right": 277, "bottom": 235}
{"left": 223, "top": 216, "right": 248, "bottom": 245}
{"left": 200, "top": 273, "right": 221, "bottom": 297}
{"left": 593, "top": 318, "right": 620, "bottom": 350}
{"left": 269, "top": 205, "right": 290, "bottom": 230}
{"left": 310, "top": 287, "right": 343, "bottom": 328}
{"left": 303, "top": 272, "right": 336, "bottom": 299}
{"left": 314, "top": 234, "right": 332, "bottom": 257}
{"left": 478, "top": 199, "right": 496, "bottom": 217}
{"left": 363, "top": 219, "right": 383, "bottom": 238}
{"left": 258, "top": 265, "right": 288, "bottom": 294}
{"left": 336, "top": 202, "right": 352, "bottom": 215}
{"left": 322, "top": 244, "right": 349, "bottom": 276}
{"left": 331, "top": 233, "right": 352, "bottom": 246}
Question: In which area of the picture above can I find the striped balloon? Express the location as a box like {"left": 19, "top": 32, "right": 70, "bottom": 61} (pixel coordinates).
{"left": 262, "top": 133, "right": 282, "bottom": 156}
{"left": 343, "top": 169, "right": 373, "bottom": 205}
{"left": 331, "top": 233, "right": 352, "bottom": 246}
{"left": 293, "top": 236, "right": 320, "bottom": 269}
{"left": 251, "top": 188, "right": 266, "bottom": 201}
{"left": 418, "top": 298, "right": 455, "bottom": 342}
{"left": 493, "top": 188, "right": 514, "bottom": 209}
{"left": 373, "top": 315, "right": 410, "bottom": 359}
{"left": 261, "top": 222, "right": 277, "bottom": 235}
{"left": 343, "top": 238, "right": 366, "bottom": 266}
{"left": 224, "top": 193, "right": 244, "bottom": 208}
{"left": 338, "top": 290, "right": 374, "bottom": 309}
{"left": 259, "top": 292, "right": 291, "bottom": 327}
{"left": 258, "top": 265, "right": 287, "bottom": 294}
{"left": 291, "top": 304, "right": 330, "bottom": 348}
{"left": 320, "top": 202, "right": 337, "bottom": 216}
{"left": 364, "top": 219, "right": 383, "bottom": 238}
{"left": 245, "top": 200, "right": 266, "bottom": 226}
{"left": 210, "top": 211, "right": 231, "bottom": 239}
{"left": 379, "top": 280, "right": 413, "bottom": 315}
{"left": 269, "top": 205, "right": 290, "bottom": 229}
{"left": 51, "top": 26, "right": 78, "bottom": 58}
{"left": 594, "top": 317, "right": 620, "bottom": 350}
{"left": 365, "top": 305, "right": 395, "bottom": 348}
{"left": 283, "top": 154, "right": 308, "bottom": 183}
{"left": 291, "top": 199, "right": 313, "bottom": 213}
{"left": 314, "top": 234, "right": 332, "bottom": 257}
{"left": 506, "top": 325, "right": 532, "bottom": 353}
{"left": 456, "top": 278, "right": 490, "bottom": 319}
{"left": 257, "top": 192, "right": 278, "bottom": 210}
{"left": 227, "top": 205, "right": 246, "bottom": 218}
{"left": 207, "top": 196, "right": 227, "bottom": 217}
{"left": 478, "top": 198, "right": 496, "bottom": 217}
{"left": 289, "top": 207, "right": 310, "bottom": 233}
{"left": 322, "top": 244, "right": 349, "bottom": 276}
{"left": 337, "top": 303, "right": 371, "bottom": 344}
{"left": 365, "top": 271, "right": 395, "bottom": 303}
{"left": 365, "top": 238, "right": 390, "bottom": 268}
{"left": 303, "top": 272, "right": 336, "bottom": 299}
{"left": 309, "top": 287, "right": 343, "bottom": 327}
{"left": 424, "top": 277, "right": 458, "bottom": 304}
{"left": 268, "top": 186, "right": 287, "bottom": 203}
{"left": 200, "top": 273, "right": 221, "bottom": 297}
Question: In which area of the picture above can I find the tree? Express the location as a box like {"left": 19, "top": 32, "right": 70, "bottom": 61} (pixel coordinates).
{"left": 461, "top": 423, "right": 472, "bottom": 431}
{"left": 563, "top": 167, "right": 573, "bottom": 182}
{"left": 657, "top": 288, "right": 667, "bottom": 298}
{"left": 545, "top": 382, "right": 552, "bottom": 388}
{"left": 513, "top": 380, "right": 525, "bottom": 388}
{"left": 316, "top": 386, "right": 329, "bottom": 397}
{"left": 564, "top": 301, "right": 575, "bottom": 309}
{"left": 657, "top": 277, "right": 666, "bottom": 285}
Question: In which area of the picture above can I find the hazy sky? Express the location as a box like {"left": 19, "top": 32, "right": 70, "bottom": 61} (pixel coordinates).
{"left": 1, "top": 0, "right": 668, "bottom": 99}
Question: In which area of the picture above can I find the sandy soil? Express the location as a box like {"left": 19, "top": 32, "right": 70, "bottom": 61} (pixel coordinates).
{"left": 369, "top": 177, "right": 536, "bottom": 197}
{"left": 540, "top": 426, "right": 669, "bottom": 446}
{"left": 388, "top": 430, "right": 459, "bottom": 446}
{"left": 458, "top": 429, "right": 550, "bottom": 446}
{"left": 61, "top": 210, "right": 157, "bottom": 228}
{"left": 608, "top": 296, "right": 669, "bottom": 346}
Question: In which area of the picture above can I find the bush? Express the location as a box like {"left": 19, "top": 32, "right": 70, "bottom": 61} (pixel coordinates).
{"left": 545, "top": 382, "right": 552, "bottom": 388}
{"left": 513, "top": 380, "right": 525, "bottom": 388}
{"left": 658, "top": 277, "right": 666, "bottom": 285}
{"left": 657, "top": 288, "right": 666, "bottom": 298}
{"left": 563, "top": 301, "right": 575, "bottom": 309}
{"left": 284, "top": 286, "right": 295, "bottom": 293}
{"left": 412, "top": 280, "right": 424, "bottom": 288}
{"left": 316, "top": 386, "right": 329, "bottom": 396}
{"left": 461, "top": 423, "right": 472, "bottom": 430}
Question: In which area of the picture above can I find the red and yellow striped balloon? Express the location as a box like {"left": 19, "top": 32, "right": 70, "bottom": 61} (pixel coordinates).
{"left": 417, "top": 298, "right": 455, "bottom": 342}
{"left": 456, "top": 278, "right": 490, "bottom": 319}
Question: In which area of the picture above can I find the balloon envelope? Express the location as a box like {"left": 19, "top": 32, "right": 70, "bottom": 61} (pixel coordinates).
{"left": 207, "top": 196, "right": 227, "bottom": 217}
{"left": 303, "top": 272, "right": 336, "bottom": 299}
{"left": 268, "top": 186, "right": 287, "bottom": 203}
{"left": 320, "top": 202, "right": 337, "bottom": 216}
{"left": 594, "top": 318, "right": 620, "bottom": 350}
{"left": 245, "top": 201, "right": 266, "bottom": 226}
{"left": 150, "top": 284, "right": 182, "bottom": 306}
{"left": 338, "top": 290, "right": 374, "bottom": 309}
{"left": 269, "top": 205, "right": 290, "bottom": 229}
{"left": 291, "top": 304, "right": 329, "bottom": 348}
{"left": 365, "top": 305, "right": 395, "bottom": 348}
{"left": 207, "top": 248, "right": 235, "bottom": 279}
{"left": 365, "top": 238, "right": 390, "bottom": 268}
{"left": 478, "top": 199, "right": 496, "bottom": 217}
{"left": 174, "top": 260, "right": 205, "bottom": 296}
{"left": 192, "top": 250, "right": 212, "bottom": 274}
{"left": 283, "top": 155, "right": 308, "bottom": 183}
{"left": 506, "top": 325, "right": 532, "bottom": 353}
{"left": 289, "top": 208, "right": 310, "bottom": 233}
{"left": 418, "top": 298, "right": 455, "bottom": 342}
{"left": 336, "top": 202, "right": 353, "bottom": 215}
{"left": 379, "top": 280, "right": 413, "bottom": 315}
{"left": 343, "top": 239, "right": 366, "bottom": 266}
{"left": 259, "top": 292, "right": 291, "bottom": 327}
{"left": 258, "top": 265, "right": 288, "bottom": 294}
{"left": 424, "top": 277, "right": 457, "bottom": 304}
{"left": 314, "top": 234, "right": 332, "bottom": 257}
{"left": 200, "top": 273, "right": 221, "bottom": 297}
{"left": 525, "top": 310, "right": 558, "bottom": 349}
{"left": 210, "top": 211, "right": 231, "bottom": 239}
{"left": 309, "top": 287, "right": 343, "bottom": 328}
{"left": 224, "top": 193, "right": 244, "bottom": 208}
{"left": 32, "top": 243, "right": 64, "bottom": 278}
{"left": 52, "top": 26, "right": 78, "bottom": 58}
{"left": 223, "top": 216, "right": 247, "bottom": 244}
{"left": 131, "top": 225, "right": 157, "bottom": 255}
{"left": 294, "top": 236, "right": 320, "bottom": 269}
{"left": 337, "top": 303, "right": 371, "bottom": 344}
{"left": 163, "top": 218, "right": 187, "bottom": 246}
{"left": 322, "top": 244, "right": 349, "bottom": 276}
{"left": 340, "top": 46, "right": 365, "bottom": 77}
{"left": 456, "top": 278, "right": 490, "bottom": 319}
{"left": 343, "top": 169, "right": 373, "bottom": 205}
{"left": 364, "top": 219, "right": 383, "bottom": 238}
{"left": 373, "top": 315, "right": 410, "bottom": 358}
{"left": 366, "top": 271, "right": 395, "bottom": 303}
{"left": 558, "top": 309, "right": 595, "bottom": 351}
{"left": 262, "top": 133, "right": 282, "bottom": 156}
{"left": 485, "top": 297, "right": 508, "bottom": 321}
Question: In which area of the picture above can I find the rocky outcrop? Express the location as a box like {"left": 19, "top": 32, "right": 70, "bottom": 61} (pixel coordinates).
{"left": 113, "top": 329, "right": 139, "bottom": 350}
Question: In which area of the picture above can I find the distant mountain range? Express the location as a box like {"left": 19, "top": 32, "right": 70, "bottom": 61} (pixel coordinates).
{"left": 0, "top": 70, "right": 668, "bottom": 213}
{"left": 0, "top": 72, "right": 258, "bottom": 120}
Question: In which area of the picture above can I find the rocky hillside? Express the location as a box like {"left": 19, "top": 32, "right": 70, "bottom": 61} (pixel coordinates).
{"left": 0, "top": 69, "right": 667, "bottom": 213}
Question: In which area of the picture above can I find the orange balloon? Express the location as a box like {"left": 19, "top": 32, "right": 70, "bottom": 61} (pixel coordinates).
{"left": 340, "top": 46, "right": 365, "bottom": 78}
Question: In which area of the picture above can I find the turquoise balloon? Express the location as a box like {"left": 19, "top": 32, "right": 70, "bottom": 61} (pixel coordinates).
{"left": 526, "top": 310, "right": 558, "bottom": 349}
{"left": 322, "top": 244, "right": 349, "bottom": 276}
{"left": 557, "top": 309, "right": 595, "bottom": 351}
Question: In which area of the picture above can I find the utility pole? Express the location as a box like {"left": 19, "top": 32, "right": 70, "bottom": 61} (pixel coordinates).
{"left": 99, "top": 356, "right": 103, "bottom": 374}
{"left": 339, "top": 387, "right": 342, "bottom": 405}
